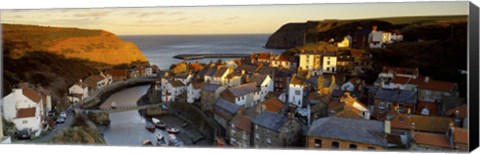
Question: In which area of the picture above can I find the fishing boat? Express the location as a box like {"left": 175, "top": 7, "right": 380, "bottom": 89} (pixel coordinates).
{"left": 156, "top": 134, "right": 167, "bottom": 146}
{"left": 145, "top": 121, "right": 156, "bottom": 133}
{"left": 142, "top": 139, "right": 153, "bottom": 146}
{"left": 111, "top": 102, "right": 118, "bottom": 109}
{"left": 166, "top": 127, "right": 179, "bottom": 134}
{"left": 152, "top": 118, "right": 166, "bottom": 129}
{"left": 168, "top": 134, "right": 184, "bottom": 146}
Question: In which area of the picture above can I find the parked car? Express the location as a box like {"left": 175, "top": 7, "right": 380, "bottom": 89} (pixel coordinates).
{"left": 59, "top": 112, "right": 67, "bottom": 119}
{"left": 56, "top": 116, "right": 65, "bottom": 124}
{"left": 161, "top": 104, "right": 168, "bottom": 110}
{"left": 16, "top": 129, "right": 32, "bottom": 140}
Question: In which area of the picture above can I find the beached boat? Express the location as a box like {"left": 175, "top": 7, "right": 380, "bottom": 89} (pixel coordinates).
{"left": 166, "top": 127, "right": 179, "bottom": 134}
{"left": 168, "top": 134, "right": 184, "bottom": 146}
{"left": 156, "top": 134, "right": 167, "bottom": 146}
{"left": 145, "top": 121, "right": 156, "bottom": 133}
{"left": 152, "top": 118, "right": 166, "bottom": 129}
{"left": 111, "top": 102, "right": 118, "bottom": 109}
{"left": 142, "top": 139, "right": 153, "bottom": 145}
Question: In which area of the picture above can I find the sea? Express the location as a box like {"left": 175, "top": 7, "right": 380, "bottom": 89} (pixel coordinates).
{"left": 119, "top": 34, "right": 284, "bottom": 69}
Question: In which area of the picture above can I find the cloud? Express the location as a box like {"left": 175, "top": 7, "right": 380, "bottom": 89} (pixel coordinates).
{"left": 12, "top": 15, "right": 23, "bottom": 18}
{"left": 225, "top": 16, "right": 239, "bottom": 20}
{"left": 74, "top": 11, "right": 112, "bottom": 17}
{"left": 176, "top": 17, "right": 190, "bottom": 21}
{"left": 168, "top": 11, "right": 183, "bottom": 15}
{"left": 138, "top": 11, "right": 166, "bottom": 17}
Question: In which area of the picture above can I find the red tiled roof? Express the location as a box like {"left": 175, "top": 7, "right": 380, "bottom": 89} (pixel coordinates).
{"left": 454, "top": 128, "right": 468, "bottom": 144}
{"left": 85, "top": 75, "right": 105, "bottom": 88}
{"left": 22, "top": 87, "right": 41, "bottom": 103}
{"left": 414, "top": 132, "right": 451, "bottom": 148}
{"left": 381, "top": 66, "right": 418, "bottom": 75}
{"left": 190, "top": 63, "right": 204, "bottom": 72}
{"left": 17, "top": 108, "right": 36, "bottom": 118}
{"left": 230, "top": 115, "right": 252, "bottom": 133}
{"left": 106, "top": 69, "right": 129, "bottom": 77}
{"left": 290, "top": 74, "right": 306, "bottom": 85}
{"left": 391, "top": 113, "right": 453, "bottom": 133}
{"left": 446, "top": 104, "right": 467, "bottom": 119}
{"left": 263, "top": 98, "right": 284, "bottom": 113}
{"left": 391, "top": 76, "right": 457, "bottom": 92}
{"left": 257, "top": 53, "right": 270, "bottom": 60}
{"left": 350, "top": 49, "right": 365, "bottom": 57}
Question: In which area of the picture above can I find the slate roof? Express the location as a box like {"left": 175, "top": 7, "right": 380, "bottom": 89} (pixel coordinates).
{"left": 215, "top": 98, "right": 241, "bottom": 114}
{"left": 214, "top": 67, "right": 229, "bottom": 77}
{"left": 228, "top": 82, "right": 258, "bottom": 97}
{"left": 252, "top": 111, "right": 287, "bottom": 133}
{"left": 307, "top": 116, "right": 387, "bottom": 147}
{"left": 391, "top": 76, "right": 457, "bottom": 92}
{"left": 205, "top": 68, "right": 217, "bottom": 77}
{"left": 375, "top": 88, "right": 416, "bottom": 104}
{"left": 250, "top": 74, "right": 267, "bottom": 87}
{"left": 202, "top": 84, "right": 221, "bottom": 92}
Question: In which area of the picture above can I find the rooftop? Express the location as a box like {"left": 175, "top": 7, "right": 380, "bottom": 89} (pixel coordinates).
{"left": 230, "top": 115, "right": 252, "bottom": 133}
{"left": 17, "top": 108, "right": 36, "bottom": 118}
{"left": 228, "top": 82, "right": 258, "bottom": 97}
{"left": 375, "top": 88, "right": 416, "bottom": 104}
{"left": 263, "top": 98, "right": 285, "bottom": 113}
{"left": 202, "top": 84, "right": 222, "bottom": 92}
{"left": 215, "top": 98, "right": 241, "bottom": 114}
{"left": 252, "top": 111, "right": 287, "bottom": 133}
{"left": 414, "top": 132, "right": 451, "bottom": 148}
{"left": 308, "top": 116, "right": 387, "bottom": 147}
{"left": 390, "top": 113, "right": 453, "bottom": 133}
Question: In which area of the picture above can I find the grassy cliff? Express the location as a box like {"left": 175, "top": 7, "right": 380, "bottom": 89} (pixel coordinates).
{"left": 2, "top": 24, "right": 147, "bottom": 65}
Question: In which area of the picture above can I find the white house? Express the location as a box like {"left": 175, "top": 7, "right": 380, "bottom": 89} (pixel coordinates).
{"left": 220, "top": 82, "right": 258, "bottom": 108}
{"left": 299, "top": 51, "right": 322, "bottom": 73}
{"left": 85, "top": 73, "right": 111, "bottom": 91}
{"left": 340, "top": 92, "right": 371, "bottom": 120}
{"left": 212, "top": 67, "right": 232, "bottom": 86}
{"left": 376, "top": 66, "right": 419, "bottom": 88}
{"left": 288, "top": 75, "right": 306, "bottom": 108}
{"left": 68, "top": 80, "right": 89, "bottom": 103}
{"left": 225, "top": 72, "right": 242, "bottom": 87}
{"left": 250, "top": 74, "right": 274, "bottom": 103}
{"left": 187, "top": 82, "right": 204, "bottom": 103}
{"left": 2, "top": 84, "right": 46, "bottom": 137}
{"left": 337, "top": 35, "right": 352, "bottom": 48}
{"left": 322, "top": 51, "right": 337, "bottom": 74}
{"left": 271, "top": 54, "right": 291, "bottom": 69}
{"left": 341, "top": 80, "right": 355, "bottom": 92}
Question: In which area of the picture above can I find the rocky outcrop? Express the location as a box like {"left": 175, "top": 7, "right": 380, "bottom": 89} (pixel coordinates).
{"left": 2, "top": 24, "right": 147, "bottom": 65}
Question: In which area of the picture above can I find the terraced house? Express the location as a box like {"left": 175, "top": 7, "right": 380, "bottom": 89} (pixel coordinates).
{"left": 252, "top": 111, "right": 302, "bottom": 148}
{"left": 306, "top": 117, "right": 387, "bottom": 150}
{"left": 227, "top": 114, "right": 252, "bottom": 148}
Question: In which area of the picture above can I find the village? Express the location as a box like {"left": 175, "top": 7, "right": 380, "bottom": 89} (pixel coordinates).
{"left": 1, "top": 25, "right": 469, "bottom": 152}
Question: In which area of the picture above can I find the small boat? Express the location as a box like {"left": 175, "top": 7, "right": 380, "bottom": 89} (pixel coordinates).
{"left": 111, "top": 102, "right": 118, "bottom": 109}
{"left": 152, "top": 118, "right": 166, "bottom": 129}
{"left": 156, "top": 134, "right": 167, "bottom": 146}
{"left": 145, "top": 122, "right": 156, "bottom": 133}
{"left": 166, "top": 127, "right": 179, "bottom": 134}
{"left": 168, "top": 135, "right": 184, "bottom": 146}
{"left": 142, "top": 139, "right": 153, "bottom": 145}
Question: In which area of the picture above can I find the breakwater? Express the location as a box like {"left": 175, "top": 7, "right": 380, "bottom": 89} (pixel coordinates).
{"left": 173, "top": 54, "right": 251, "bottom": 60}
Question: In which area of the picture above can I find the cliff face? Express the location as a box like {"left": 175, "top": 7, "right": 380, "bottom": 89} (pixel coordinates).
{"left": 265, "top": 16, "right": 467, "bottom": 50}
{"left": 2, "top": 24, "right": 147, "bottom": 65}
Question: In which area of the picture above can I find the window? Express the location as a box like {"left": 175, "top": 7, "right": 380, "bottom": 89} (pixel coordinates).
{"left": 266, "top": 130, "right": 270, "bottom": 134}
{"left": 22, "top": 120, "right": 28, "bottom": 124}
{"left": 266, "top": 138, "right": 272, "bottom": 144}
{"left": 255, "top": 133, "right": 260, "bottom": 139}
{"left": 367, "top": 147, "right": 376, "bottom": 150}
{"left": 314, "top": 139, "right": 322, "bottom": 147}
{"left": 243, "top": 133, "right": 248, "bottom": 140}
{"left": 331, "top": 142, "right": 339, "bottom": 149}
{"left": 231, "top": 129, "right": 236, "bottom": 135}
{"left": 349, "top": 144, "right": 357, "bottom": 149}
{"left": 327, "top": 61, "right": 330, "bottom": 65}
{"left": 326, "top": 67, "right": 330, "bottom": 71}
{"left": 295, "top": 90, "right": 301, "bottom": 95}
{"left": 255, "top": 125, "right": 258, "bottom": 130}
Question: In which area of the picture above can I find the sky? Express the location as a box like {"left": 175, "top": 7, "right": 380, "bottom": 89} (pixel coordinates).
{"left": 0, "top": 1, "right": 469, "bottom": 35}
